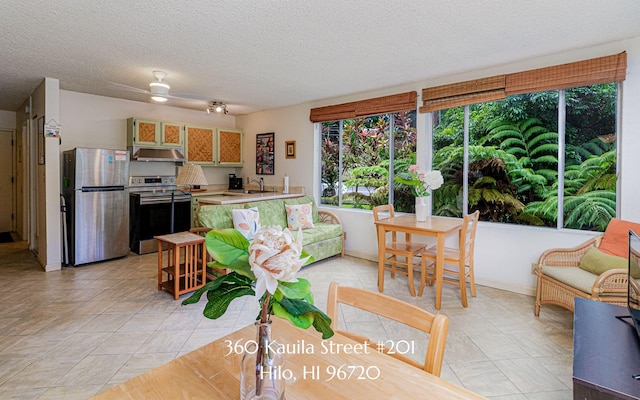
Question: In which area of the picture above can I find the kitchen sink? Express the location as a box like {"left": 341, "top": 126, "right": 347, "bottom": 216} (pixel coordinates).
{"left": 220, "top": 191, "right": 247, "bottom": 196}
{"left": 223, "top": 190, "right": 269, "bottom": 195}
{"left": 244, "top": 190, "right": 270, "bottom": 194}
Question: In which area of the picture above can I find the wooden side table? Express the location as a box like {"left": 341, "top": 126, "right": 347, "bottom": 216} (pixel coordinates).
{"left": 154, "top": 231, "right": 206, "bottom": 300}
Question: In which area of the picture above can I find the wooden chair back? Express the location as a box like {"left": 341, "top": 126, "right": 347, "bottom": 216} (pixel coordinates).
{"left": 460, "top": 210, "right": 480, "bottom": 265}
{"left": 373, "top": 204, "right": 398, "bottom": 243}
{"left": 326, "top": 282, "right": 449, "bottom": 376}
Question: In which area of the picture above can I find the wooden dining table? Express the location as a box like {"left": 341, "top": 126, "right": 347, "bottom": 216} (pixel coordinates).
{"left": 374, "top": 214, "right": 463, "bottom": 310}
{"left": 92, "top": 318, "right": 486, "bottom": 399}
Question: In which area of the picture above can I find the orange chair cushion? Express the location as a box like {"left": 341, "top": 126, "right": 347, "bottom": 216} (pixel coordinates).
{"left": 599, "top": 218, "right": 640, "bottom": 258}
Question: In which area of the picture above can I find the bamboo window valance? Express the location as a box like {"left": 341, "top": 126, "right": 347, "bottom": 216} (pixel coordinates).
{"left": 419, "top": 51, "right": 627, "bottom": 113}
{"left": 309, "top": 91, "right": 417, "bottom": 123}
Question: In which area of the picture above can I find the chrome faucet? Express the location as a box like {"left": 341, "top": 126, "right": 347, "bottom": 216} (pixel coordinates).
{"left": 247, "top": 177, "right": 264, "bottom": 192}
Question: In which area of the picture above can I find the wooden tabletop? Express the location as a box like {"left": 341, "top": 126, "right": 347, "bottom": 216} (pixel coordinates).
{"left": 153, "top": 231, "right": 204, "bottom": 245}
{"left": 92, "top": 318, "right": 486, "bottom": 400}
{"left": 374, "top": 214, "right": 463, "bottom": 235}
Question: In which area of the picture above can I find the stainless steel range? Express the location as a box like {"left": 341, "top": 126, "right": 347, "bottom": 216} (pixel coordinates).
{"left": 129, "top": 175, "right": 191, "bottom": 254}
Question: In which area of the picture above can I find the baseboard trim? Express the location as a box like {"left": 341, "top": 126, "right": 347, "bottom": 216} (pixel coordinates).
{"left": 344, "top": 250, "right": 536, "bottom": 297}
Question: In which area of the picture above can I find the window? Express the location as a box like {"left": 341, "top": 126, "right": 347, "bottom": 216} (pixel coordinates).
{"left": 431, "top": 83, "right": 618, "bottom": 231}
{"left": 423, "top": 53, "right": 625, "bottom": 232}
{"left": 320, "top": 110, "right": 417, "bottom": 211}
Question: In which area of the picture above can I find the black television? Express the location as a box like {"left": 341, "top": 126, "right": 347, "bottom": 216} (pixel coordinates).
{"left": 628, "top": 230, "right": 640, "bottom": 344}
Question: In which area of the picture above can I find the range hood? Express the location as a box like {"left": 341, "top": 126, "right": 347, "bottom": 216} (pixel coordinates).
{"left": 128, "top": 146, "right": 186, "bottom": 162}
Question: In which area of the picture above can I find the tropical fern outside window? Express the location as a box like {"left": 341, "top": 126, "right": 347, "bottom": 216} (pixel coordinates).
{"left": 426, "top": 52, "right": 624, "bottom": 232}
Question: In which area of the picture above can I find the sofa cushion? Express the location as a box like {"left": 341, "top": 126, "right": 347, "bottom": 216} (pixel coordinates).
{"left": 197, "top": 203, "right": 245, "bottom": 229}
{"left": 286, "top": 203, "right": 314, "bottom": 230}
{"left": 543, "top": 266, "right": 598, "bottom": 294}
{"left": 302, "top": 236, "right": 343, "bottom": 263}
{"left": 232, "top": 207, "right": 261, "bottom": 240}
{"left": 599, "top": 218, "right": 640, "bottom": 258}
{"left": 290, "top": 222, "right": 342, "bottom": 245}
{"left": 244, "top": 200, "right": 287, "bottom": 227}
{"left": 284, "top": 196, "right": 319, "bottom": 223}
{"left": 579, "top": 247, "right": 628, "bottom": 276}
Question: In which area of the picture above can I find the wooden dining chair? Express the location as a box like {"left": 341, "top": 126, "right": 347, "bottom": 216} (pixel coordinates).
{"left": 419, "top": 210, "right": 479, "bottom": 307}
{"left": 326, "top": 282, "right": 450, "bottom": 377}
{"left": 372, "top": 204, "right": 425, "bottom": 296}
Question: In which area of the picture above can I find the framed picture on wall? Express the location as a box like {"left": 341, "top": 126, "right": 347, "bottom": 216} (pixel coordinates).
{"left": 37, "top": 116, "right": 45, "bottom": 165}
{"left": 256, "top": 132, "right": 274, "bottom": 175}
{"left": 285, "top": 140, "right": 296, "bottom": 159}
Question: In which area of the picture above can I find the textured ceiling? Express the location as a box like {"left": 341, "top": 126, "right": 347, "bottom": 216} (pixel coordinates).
{"left": 2, "top": 0, "right": 640, "bottom": 115}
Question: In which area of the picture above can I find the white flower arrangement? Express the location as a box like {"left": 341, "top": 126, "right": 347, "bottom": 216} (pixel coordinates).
{"left": 182, "top": 226, "right": 333, "bottom": 338}
{"left": 395, "top": 165, "right": 444, "bottom": 197}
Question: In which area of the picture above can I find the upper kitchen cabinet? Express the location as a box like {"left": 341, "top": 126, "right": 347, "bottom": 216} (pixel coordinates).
{"left": 127, "top": 118, "right": 159, "bottom": 146}
{"left": 127, "top": 118, "right": 184, "bottom": 148}
{"left": 160, "top": 121, "right": 184, "bottom": 147}
{"left": 185, "top": 124, "right": 216, "bottom": 165}
{"left": 217, "top": 128, "right": 243, "bottom": 167}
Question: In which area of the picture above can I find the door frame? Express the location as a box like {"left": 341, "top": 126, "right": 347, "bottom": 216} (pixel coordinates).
{"left": 0, "top": 129, "right": 15, "bottom": 233}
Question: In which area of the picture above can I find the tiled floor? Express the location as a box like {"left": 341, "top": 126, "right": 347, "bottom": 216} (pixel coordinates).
{"left": 0, "top": 241, "right": 574, "bottom": 399}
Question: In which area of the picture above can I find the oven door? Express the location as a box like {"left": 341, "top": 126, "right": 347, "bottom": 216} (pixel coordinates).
{"left": 129, "top": 194, "right": 192, "bottom": 254}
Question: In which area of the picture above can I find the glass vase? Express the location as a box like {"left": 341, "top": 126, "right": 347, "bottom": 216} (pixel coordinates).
{"left": 415, "top": 196, "right": 429, "bottom": 221}
{"left": 240, "top": 320, "right": 286, "bottom": 400}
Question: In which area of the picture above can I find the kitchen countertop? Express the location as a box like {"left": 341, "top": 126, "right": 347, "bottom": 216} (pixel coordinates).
{"left": 193, "top": 190, "right": 304, "bottom": 205}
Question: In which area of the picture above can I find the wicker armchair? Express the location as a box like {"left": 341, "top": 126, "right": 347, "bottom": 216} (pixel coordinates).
{"left": 535, "top": 234, "right": 628, "bottom": 316}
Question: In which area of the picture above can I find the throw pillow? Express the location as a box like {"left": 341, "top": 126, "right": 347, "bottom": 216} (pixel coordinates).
{"left": 232, "top": 207, "right": 261, "bottom": 240}
{"left": 285, "top": 203, "right": 314, "bottom": 230}
{"left": 599, "top": 218, "right": 640, "bottom": 258}
{"left": 579, "top": 246, "right": 630, "bottom": 276}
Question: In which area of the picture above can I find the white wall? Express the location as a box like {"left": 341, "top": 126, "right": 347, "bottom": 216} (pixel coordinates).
{"left": 238, "top": 36, "right": 640, "bottom": 296}
{"left": 0, "top": 110, "right": 15, "bottom": 128}
{"left": 236, "top": 102, "right": 315, "bottom": 193}
{"left": 59, "top": 91, "right": 240, "bottom": 185}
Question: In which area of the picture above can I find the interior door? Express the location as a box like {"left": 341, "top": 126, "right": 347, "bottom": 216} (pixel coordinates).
{"left": 0, "top": 129, "right": 14, "bottom": 232}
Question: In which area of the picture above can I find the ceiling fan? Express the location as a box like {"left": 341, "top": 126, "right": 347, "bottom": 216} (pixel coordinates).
{"left": 111, "top": 70, "right": 211, "bottom": 103}
{"left": 148, "top": 70, "right": 171, "bottom": 102}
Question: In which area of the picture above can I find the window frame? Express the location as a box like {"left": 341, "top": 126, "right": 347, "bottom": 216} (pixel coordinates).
{"left": 427, "top": 82, "right": 621, "bottom": 231}
{"left": 319, "top": 111, "right": 417, "bottom": 210}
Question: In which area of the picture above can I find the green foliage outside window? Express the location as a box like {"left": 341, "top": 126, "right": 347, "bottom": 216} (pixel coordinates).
{"left": 321, "top": 111, "right": 417, "bottom": 211}
{"left": 432, "top": 83, "right": 617, "bottom": 231}
{"left": 319, "top": 83, "right": 617, "bottom": 232}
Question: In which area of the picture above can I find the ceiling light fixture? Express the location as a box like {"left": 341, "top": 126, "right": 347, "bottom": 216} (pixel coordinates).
{"left": 207, "top": 101, "right": 228, "bottom": 114}
{"left": 151, "top": 95, "right": 168, "bottom": 102}
{"left": 150, "top": 71, "right": 170, "bottom": 102}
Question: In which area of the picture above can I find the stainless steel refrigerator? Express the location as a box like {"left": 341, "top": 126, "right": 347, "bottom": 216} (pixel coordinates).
{"left": 62, "top": 148, "right": 130, "bottom": 266}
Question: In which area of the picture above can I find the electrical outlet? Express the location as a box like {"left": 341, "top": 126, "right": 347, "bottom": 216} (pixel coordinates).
{"left": 531, "top": 263, "right": 537, "bottom": 275}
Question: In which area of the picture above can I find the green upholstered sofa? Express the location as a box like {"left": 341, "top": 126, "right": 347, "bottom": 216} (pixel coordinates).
{"left": 195, "top": 196, "right": 344, "bottom": 264}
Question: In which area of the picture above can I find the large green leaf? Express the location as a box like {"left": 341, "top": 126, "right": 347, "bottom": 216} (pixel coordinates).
{"left": 181, "top": 273, "right": 238, "bottom": 306}
{"left": 272, "top": 302, "right": 314, "bottom": 329}
{"left": 225, "top": 254, "right": 255, "bottom": 279}
{"left": 204, "top": 284, "right": 254, "bottom": 319}
{"left": 277, "top": 297, "right": 334, "bottom": 339}
{"left": 312, "top": 312, "right": 334, "bottom": 340}
{"left": 278, "top": 278, "right": 311, "bottom": 299}
{"left": 205, "top": 229, "right": 249, "bottom": 266}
